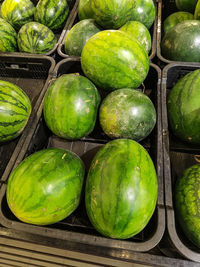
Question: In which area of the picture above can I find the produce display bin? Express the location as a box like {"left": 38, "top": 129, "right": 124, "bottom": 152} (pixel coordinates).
{"left": 0, "top": 54, "right": 55, "bottom": 185}
{"left": 57, "top": 0, "right": 157, "bottom": 61}
{"left": 162, "top": 63, "right": 200, "bottom": 262}
{"left": 0, "top": 58, "right": 165, "bottom": 253}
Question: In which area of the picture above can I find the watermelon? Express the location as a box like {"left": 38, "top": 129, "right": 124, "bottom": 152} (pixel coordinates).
{"left": 6, "top": 148, "right": 85, "bottom": 225}
{"left": 167, "top": 69, "right": 200, "bottom": 144}
{"left": 17, "top": 22, "right": 57, "bottom": 54}
{"left": 1, "top": 0, "right": 35, "bottom": 30}
{"left": 85, "top": 139, "right": 158, "bottom": 239}
{"left": 161, "top": 20, "right": 200, "bottom": 62}
{"left": 34, "top": 0, "right": 69, "bottom": 30}
{"left": 43, "top": 74, "right": 100, "bottom": 140}
{"left": 163, "top": 11, "right": 194, "bottom": 34}
{"left": 64, "top": 19, "right": 101, "bottom": 56}
{"left": 119, "top": 21, "right": 151, "bottom": 54}
{"left": 175, "top": 0, "right": 197, "bottom": 13}
{"left": 78, "top": 0, "right": 93, "bottom": 21}
{"left": 175, "top": 164, "right": 200, "bottom": 248}
{"left": 0, "top": 80, "right": 31, "bottom": 142}
{"left": 0, "top": 18, "right": 17, "bottom": 52}
{"left": 99, "top": 89, "right": 156, "bottom": 141}
{"left": 130, "top": 0, "right": 155, "bottom": 29}
{"left": 81, "top": 30, "right": 149, "bottom": 91}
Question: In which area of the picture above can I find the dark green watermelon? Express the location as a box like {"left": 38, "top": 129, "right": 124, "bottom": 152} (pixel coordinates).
{"left": 6, "top": 148, "right": 85, "bottom": 225}
{"left": 175, "top": 164, "right": 200, "bottom": 248}
{"left": 130, "top": 0, "right": 155, "bottom": 29}
{"left": 85, "top": 139, "right": 158, "bottom": 239}
{"left": 176, "top": 0, "right": 197, "bottom": 13}
{"left": 17, "top": 22, "right": 57, "bottom": 54}
{"left": 34, "top": 0, "right": 69, "bottom": 30}
{"left": 78, "top": 0, "right": 93, "bottom": 20}
{"left": 99, "top": 89, "right": 156, "bottom": 141}
{"left": 167, "top": 69, "right": 200, "bottom": 144}
{"left": 0, "top": 80, "right": 31, "bottom": 142}
{"left": 163, "top": 11, "right": 194, "bottom": 34}
{"left": 64, "top": 19, "right": 101, "bottom": 56}
{"left": 81, "top": 30, "right": 149, "bottom": 91}
{"left": 43, "top": 74, "right": 100, "bottom": 140}
{"left": 1, "top": 0, "right": 35, "bottom": 30}
{"left": 161, "top": 20, "right": 200, "bottom": 62}
{"left": 0, "top": 18, "right": 17, "bottom": 52}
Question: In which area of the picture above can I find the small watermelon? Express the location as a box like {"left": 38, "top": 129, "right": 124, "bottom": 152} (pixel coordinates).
{"left": 0, "top": 80, "right": 31, "bottom": 142}
{"left": 85, "top": 139, "right": 158, "bottom": 239}
{"left": 176, "top": 0, "right": 197, "bottom": 13}
{"left": 1, "top": 0, "right": 35, "bottom": 30}
{"left": 34, "top": 0, "right": 69, "bottom": 30}
{"left": 78, "top": 0, "right": 93, "bottom": 20}
{"left": 43, "top": 74, "right": 100, "bottom": 140}
{"left": 17, "top": 22, "right": 57, "bottom": 54}
{"left": 175, "top": 164, "right": 200, "bottom": 248}
{"left": 6, "top": 148, "right": 85, "bottom": 225}
{"left": 0, "top": 18, "right": 17, "bottom": 52}
{"left": 64, "top": 19, "right": 101, "bottom": 56}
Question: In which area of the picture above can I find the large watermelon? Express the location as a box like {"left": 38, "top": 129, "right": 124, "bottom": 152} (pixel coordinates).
{"left": 0, "top": 18, "right": 17, "bottom": 52}
{"left": 99, "top": 89, "right": 156, "bottom": 141}
{"left": 167, "top": 69, "right": 200, "bottom": 144}
{"left": 130, "top": 0, "right": 155, "bottom": 29}
{"left": 1, "top": 0, "right": 35, "bottom": 30}
{"left": 81, "top": 30, "right": 149, "bottom": 91}
{"left": 34, "top": 0, "right": 69, "bottom": 30}
{"left": 176, "top": 0, "right": 197, "bottom": 13}
{"left": 85, "top": 139, "right": 158, "bottom": 239}
{"left": 64, "top": 19, "right": 101, "bottom": 56}
{"left": 78, "top": 0, "right": 93, "bottom": 20}
{"left": 161, "top": 20, "right": 200, "bottom": 62}
{"left": 0, "top": 80, "right": 31, "bottom": 142}
{"left": 175, "top": 164, "right": 200, "bottom": 248}
{"left": 6, "top": 148, "right": 85, "bottom": 225}
{"left": 17, "top": 22, "right": 57, "bottom": 54}
{"left": 43, "top": 74, "right": 100, "bottom": 140}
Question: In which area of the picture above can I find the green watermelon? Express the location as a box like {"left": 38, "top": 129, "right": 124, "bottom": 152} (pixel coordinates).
{"left": 175, "top": 164, "right": 200, "bottom": 248}
{"left": 0, "top": 80, "right": 31, "bottom": 142}
{"left": 163, "top": 11, "right": 194, "bottom": 34}
{"left": 85, "top": 139, "right": 158, "bottom": 239}
{"left": 43, "top": 74, "right": 100, "bottom": 140}
{"left": 119, "top": 21, "right": 151, "bottom": 54}
{"left": 99, "top": 89, "right": 156, "bottom": 141}
{"left": 64, "top": 19, "right": 101, "bottom": 56}
{"left": 81, "top": 30, "right": 149, "bottom": 91}
{"left": 161, "top": 20, "right": 200, "bottom": 62}
{"left": 17, "top": 22, "right": 57, "bottom": 54}
{"left": 167, "top": 69, "right": 200, "bottom": 144}
{"left": 0, "top": 18, "right": 17, "bottom": 52}
{"left": 34, "top": 0, "right": 69, "bottom": 30}
{"left": 130, "top": 0, "right": 155, "bottom": 29}
{"left": 6, "top": 148, "right": 85, "bottom": 225}
{"left": 78, "top": 0, "right": 93, "bottom": 20}
{"left": 176, "top": 0, "right": 197, "bottom": 13}
{"left": 1, "top": 0, "right": 35, "bottom": 30}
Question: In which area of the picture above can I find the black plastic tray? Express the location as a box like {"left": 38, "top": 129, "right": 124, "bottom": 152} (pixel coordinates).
{"left": 57, "top": 0, "right": 157, "bottom": 61}
{"left": 0, "top": 54, "right": 55, "bottom": 183}
{"left": 0, "top": 58, "right": 165, "bottom": 253}
{"left": 162, "top": 63, "right": 200, "bottom": 262}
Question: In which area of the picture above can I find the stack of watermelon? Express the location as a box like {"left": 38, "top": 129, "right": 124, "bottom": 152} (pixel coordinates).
{"left": 0, "top": 0, "right": 70, "bottom": 53}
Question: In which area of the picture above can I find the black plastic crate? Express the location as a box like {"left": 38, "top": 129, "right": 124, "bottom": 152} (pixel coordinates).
{"left": 0, "top": 58, "right": 164, "bottom": 252}
{"left": 0, "top": 54, "right": 55, "bottom": 184}
{"left": 57, "top": 0, "right": 157, "bottom": 61}
{"left": 162, "top": 63, "right": 200, "bottom": 262}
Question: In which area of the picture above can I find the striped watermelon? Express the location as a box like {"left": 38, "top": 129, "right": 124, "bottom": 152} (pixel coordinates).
{"left": 1, "top": 0, "right": 35, "bottom": 30}
{"left": 176, "top": 0, "right": 197, "bottom": 13}
{"left": 0, "top": 18, "right": 17, "bottom": 52}
{"left": 85, "top": 139, "right": 158, "bottom": 239}
{"left": 167, "top": 69, "right": 200, "bottom": 144}
{"left": 43, "top": 74, "right": 100, "bottom": 139}
{"left": 0, "top": 80, "right": 31, "bottom": 142}
{"left": 81, "top": 30, "right": 149, "bottom": 91}
{"left": 78, "top": 0, "right": 93, "bottom": 20}
{"left": 17, "top": 22, "right": 57, "bottom": 54}
{"left": 6, "top": 148, "right": 85, "bottom": 225}
{"left": 34, "top": 0, "right": 69, "bottom": 30}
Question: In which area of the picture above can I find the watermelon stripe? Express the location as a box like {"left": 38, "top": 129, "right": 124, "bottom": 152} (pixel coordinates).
{"left": 0, "top": 92, "right": 28, "bottom": 112}
{"left": 0, "top": 130, "right": 23, "bottom": 139}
